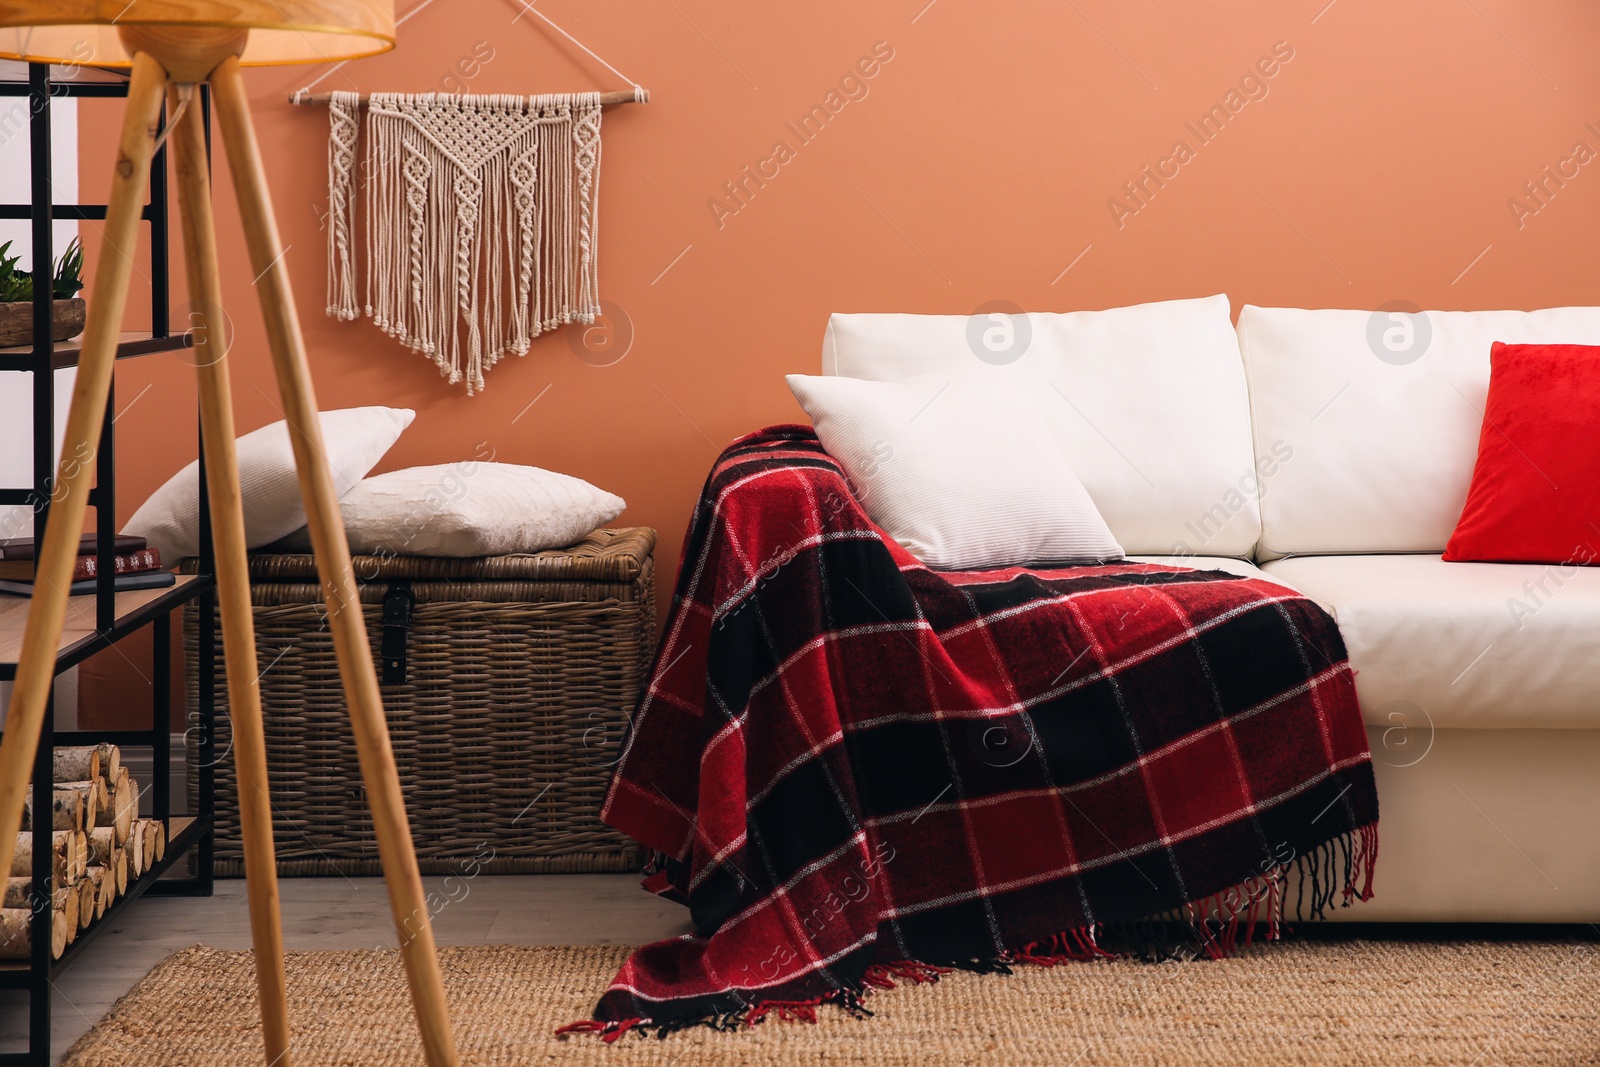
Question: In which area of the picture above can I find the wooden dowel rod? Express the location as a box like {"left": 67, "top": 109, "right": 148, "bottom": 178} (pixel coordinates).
{"left": 170, "top": 78, "right": 294, "bottom": 1067}
{"left": 216, "top": 56, "right": 459, "bottom": 1067}
{"left": 288, "top": 87, "right": 647, "bottom": 107}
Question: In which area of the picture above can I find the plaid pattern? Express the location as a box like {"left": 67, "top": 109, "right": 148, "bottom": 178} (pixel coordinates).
{"left": 577, "top": 426, "right": 1378, "bottom": 1037}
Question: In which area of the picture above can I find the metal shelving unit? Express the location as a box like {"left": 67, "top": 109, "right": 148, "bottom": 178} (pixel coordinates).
{"left": 0, "top": 63, "right": 217, "bottom": 1067}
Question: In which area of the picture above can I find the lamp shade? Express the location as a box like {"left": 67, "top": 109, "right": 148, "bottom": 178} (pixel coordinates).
{"left": 0, "top": 1, "right": 395, "bottom": 68}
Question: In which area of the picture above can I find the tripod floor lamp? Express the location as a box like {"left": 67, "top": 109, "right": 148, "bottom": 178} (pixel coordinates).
{"left": 0, "top": 3, "right": 459, "bottom": 1065}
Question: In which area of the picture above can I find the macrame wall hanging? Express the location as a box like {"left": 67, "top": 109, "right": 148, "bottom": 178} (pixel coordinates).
{"left": 292, "top": 0, "right": 647, "bottom": 395}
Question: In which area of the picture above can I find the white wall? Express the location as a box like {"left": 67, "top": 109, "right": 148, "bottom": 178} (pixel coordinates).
{"left": 0, "top": 60, "right": 79, "bottom": 725}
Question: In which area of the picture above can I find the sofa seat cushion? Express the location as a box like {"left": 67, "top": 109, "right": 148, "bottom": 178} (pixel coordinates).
{"left": 1126, "top": 555, "right": 1276, "bottom": 582}
{"left": 1260, "top": 554, "right": 1600, "bottom": 729}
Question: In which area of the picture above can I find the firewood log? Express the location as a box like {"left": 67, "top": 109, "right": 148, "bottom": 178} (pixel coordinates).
{"left": 21, "top": 788, "right": 82, "bottom": 833}
{"left": 60, "top": 781, "right": 100, "bottom": 829}
{"left": 8, "top": 833, "right": 55, "bottom": 882}
{"left": 51, "top": 747, "right": 100, "bottom": 785}
{"left": 76, "top": 878, "right": 94, "bottom": 929}
{"left": 3, "top": 878, "right": 56, "bottom": 910}
{"left": 128, "top": 824, "right": 146, "bottom": 879}
{"left": 0, "top": 907, "right": 70, "bottom": 960}
{"left": 1, "top": 878, "right": 80, "bottom": 925}
{"left": 68, "top": 831, "right": 87, "bottom": 883}
{"left": 94, "top": 743, "right": 120, "bottom": 790}
{"left": 84, "top": 843, "right": 121, "bottom": 895}
{"left": 95, "top": 768, "right": 136, "bottom": 846}
{"left": 9, "top": 831, "right": 81, "bottom": 883}
{"left": 1, "top": 878, "right": 29, "bottom": 910}
{"left": 84, "top": 868, "right": 107, "bottom": 919}
{"left": 72, "top": 779, "right": 102, "bottom": 830}
{"left": 59, "top": 888, "right": 78, "bottom": 946}
{"left": 136, "top": 819, "right": 165, "bottom": 870}
{"left": 110, "top": 848, "right": 127, "bottom": 896}
{"left": 88, "top": 829, "right": 128, "bottom": 894}
{"left": 87, "top": 827, "right": 118, "bottom": 869}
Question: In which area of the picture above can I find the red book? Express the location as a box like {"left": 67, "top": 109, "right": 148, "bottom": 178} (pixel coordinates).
{"left": 0, "top": 548, "right": 162, "bottom": 582}
{"left": 73, "top": 548, "right": 162, "bottom": 582}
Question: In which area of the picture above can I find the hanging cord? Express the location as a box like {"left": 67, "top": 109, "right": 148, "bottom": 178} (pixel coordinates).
{"left": 509, "top": 0, "right": 645, "bottom": 99}
{"left": 293, "top": 0, "right": 646, "bottom": 103}
{"left": 148, "top": 85, "right": 194, "bottom": 156}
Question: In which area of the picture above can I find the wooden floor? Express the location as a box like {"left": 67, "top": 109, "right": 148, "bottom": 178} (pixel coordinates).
{"left": 0, "top": 874, "right": 691, "bottom": 1064}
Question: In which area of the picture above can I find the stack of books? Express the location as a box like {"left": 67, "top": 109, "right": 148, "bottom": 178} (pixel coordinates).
{"left": 0, "top": 534, "right": 175, "bottom": 596}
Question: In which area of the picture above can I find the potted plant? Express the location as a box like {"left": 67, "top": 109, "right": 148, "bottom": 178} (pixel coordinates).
{"left": 0, "top": 236, "right": 86, "bottom": 347}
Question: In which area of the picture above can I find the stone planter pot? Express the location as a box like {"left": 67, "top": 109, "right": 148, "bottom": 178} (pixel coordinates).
{"left": 0, "top": 298, "right": 87, "bottom": 347}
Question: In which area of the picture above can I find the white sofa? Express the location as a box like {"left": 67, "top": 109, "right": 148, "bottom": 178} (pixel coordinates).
{"left": 824, "top": 295, "right": 1600, "bottom": 922}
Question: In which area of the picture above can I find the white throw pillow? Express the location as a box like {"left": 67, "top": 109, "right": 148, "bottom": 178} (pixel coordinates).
{"left": 824, "top": 295, "right": 1260, "bottom": 558}
{"left": 787, "top": 369, "right": 1124, "bottom": 570}
{"left": 278, "top": 462, "right": 626, "bottom": 557}
{"left": 122, "top": 406, "right": 414, "bottom": 563}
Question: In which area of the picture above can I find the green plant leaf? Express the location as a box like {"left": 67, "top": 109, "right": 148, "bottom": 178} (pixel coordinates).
{"left": 0, "top": 245, "right": 28, "bottom": 302}
{"left": 52, "top": 236, "right": 84, "bottom": 299}
{"left": 0, "top": 238, "right": 89, "bottom": 301}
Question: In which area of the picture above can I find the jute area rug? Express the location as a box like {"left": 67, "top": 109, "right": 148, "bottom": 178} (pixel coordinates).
{"left": 64, "top": 940, "right": 1598, "bottom": 1066}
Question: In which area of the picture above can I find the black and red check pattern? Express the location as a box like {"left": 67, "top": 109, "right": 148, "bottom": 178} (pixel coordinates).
{"left": 574, "top": 426, "right": 1378, "bottom": 1037}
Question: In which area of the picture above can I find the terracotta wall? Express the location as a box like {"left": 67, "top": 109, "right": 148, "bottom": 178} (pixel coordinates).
{"left": 75, "top": 0, "right": 1600, "bottom": 725}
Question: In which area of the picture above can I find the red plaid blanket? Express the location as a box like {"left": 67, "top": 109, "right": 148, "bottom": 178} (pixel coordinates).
{"left": 566, "top": 426, "right": 1378, "bottom": 1040}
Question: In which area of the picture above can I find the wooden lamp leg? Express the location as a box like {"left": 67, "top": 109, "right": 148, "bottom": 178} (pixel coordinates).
{"left": 207, "top": 58, "right": 460, "bottom": 1067}
{"left": 168, "top": 83, "right": 292, "bottom": 1066}
{"left": 0, "top": 53, "right": 168, "bottom": 897}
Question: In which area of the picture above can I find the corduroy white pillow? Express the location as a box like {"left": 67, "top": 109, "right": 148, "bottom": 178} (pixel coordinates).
{"left": 787, "top": 370, "right": 1123, "bottom": 570}
{"left": 275, "top": 462, "right": 626, "bottom": 557}
{"left": 122, "top": 406, "right": 414, "bottom": 564}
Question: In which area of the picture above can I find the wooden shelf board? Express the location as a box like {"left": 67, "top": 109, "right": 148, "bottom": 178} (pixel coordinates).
{"left": 0, "top": 574, "right": 202, "bottom": 666}
{"left": 0, "top": 332, "right": 189, "bottom": 370}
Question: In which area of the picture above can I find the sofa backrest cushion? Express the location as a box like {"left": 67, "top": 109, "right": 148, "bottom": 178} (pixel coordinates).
{"left": 1238, "top": 304, "right": 1600, "bottom": 557}
{"left": 823, "top": 295, "right": 1260, "bottom": 557}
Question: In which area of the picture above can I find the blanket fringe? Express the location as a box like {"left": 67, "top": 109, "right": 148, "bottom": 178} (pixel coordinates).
{"left": 552, "top": 1017, "right": 644, "bottom": 1044}
{"left": 558, "top": 823, "right": 1378, "bottom": 1041}
{"left": 862, "top": 959, "right": 954, "bottom": 988}
{"left": 1013, "top": 925, "right": 1117, "bottom": 966}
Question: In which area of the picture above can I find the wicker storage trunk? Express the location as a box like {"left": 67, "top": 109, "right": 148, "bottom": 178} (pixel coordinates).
{"left": 183, "top": 527, "right": 655, "bottom": 876}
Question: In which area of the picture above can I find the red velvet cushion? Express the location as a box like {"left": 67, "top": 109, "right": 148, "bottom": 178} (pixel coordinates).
{"left": 1444, "top": 342, "right": 1600, "bottom": 564}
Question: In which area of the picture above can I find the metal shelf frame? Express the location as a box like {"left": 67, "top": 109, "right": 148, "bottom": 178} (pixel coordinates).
{"left": 0, "top": 63, "right": 217, "bottom": 1067}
